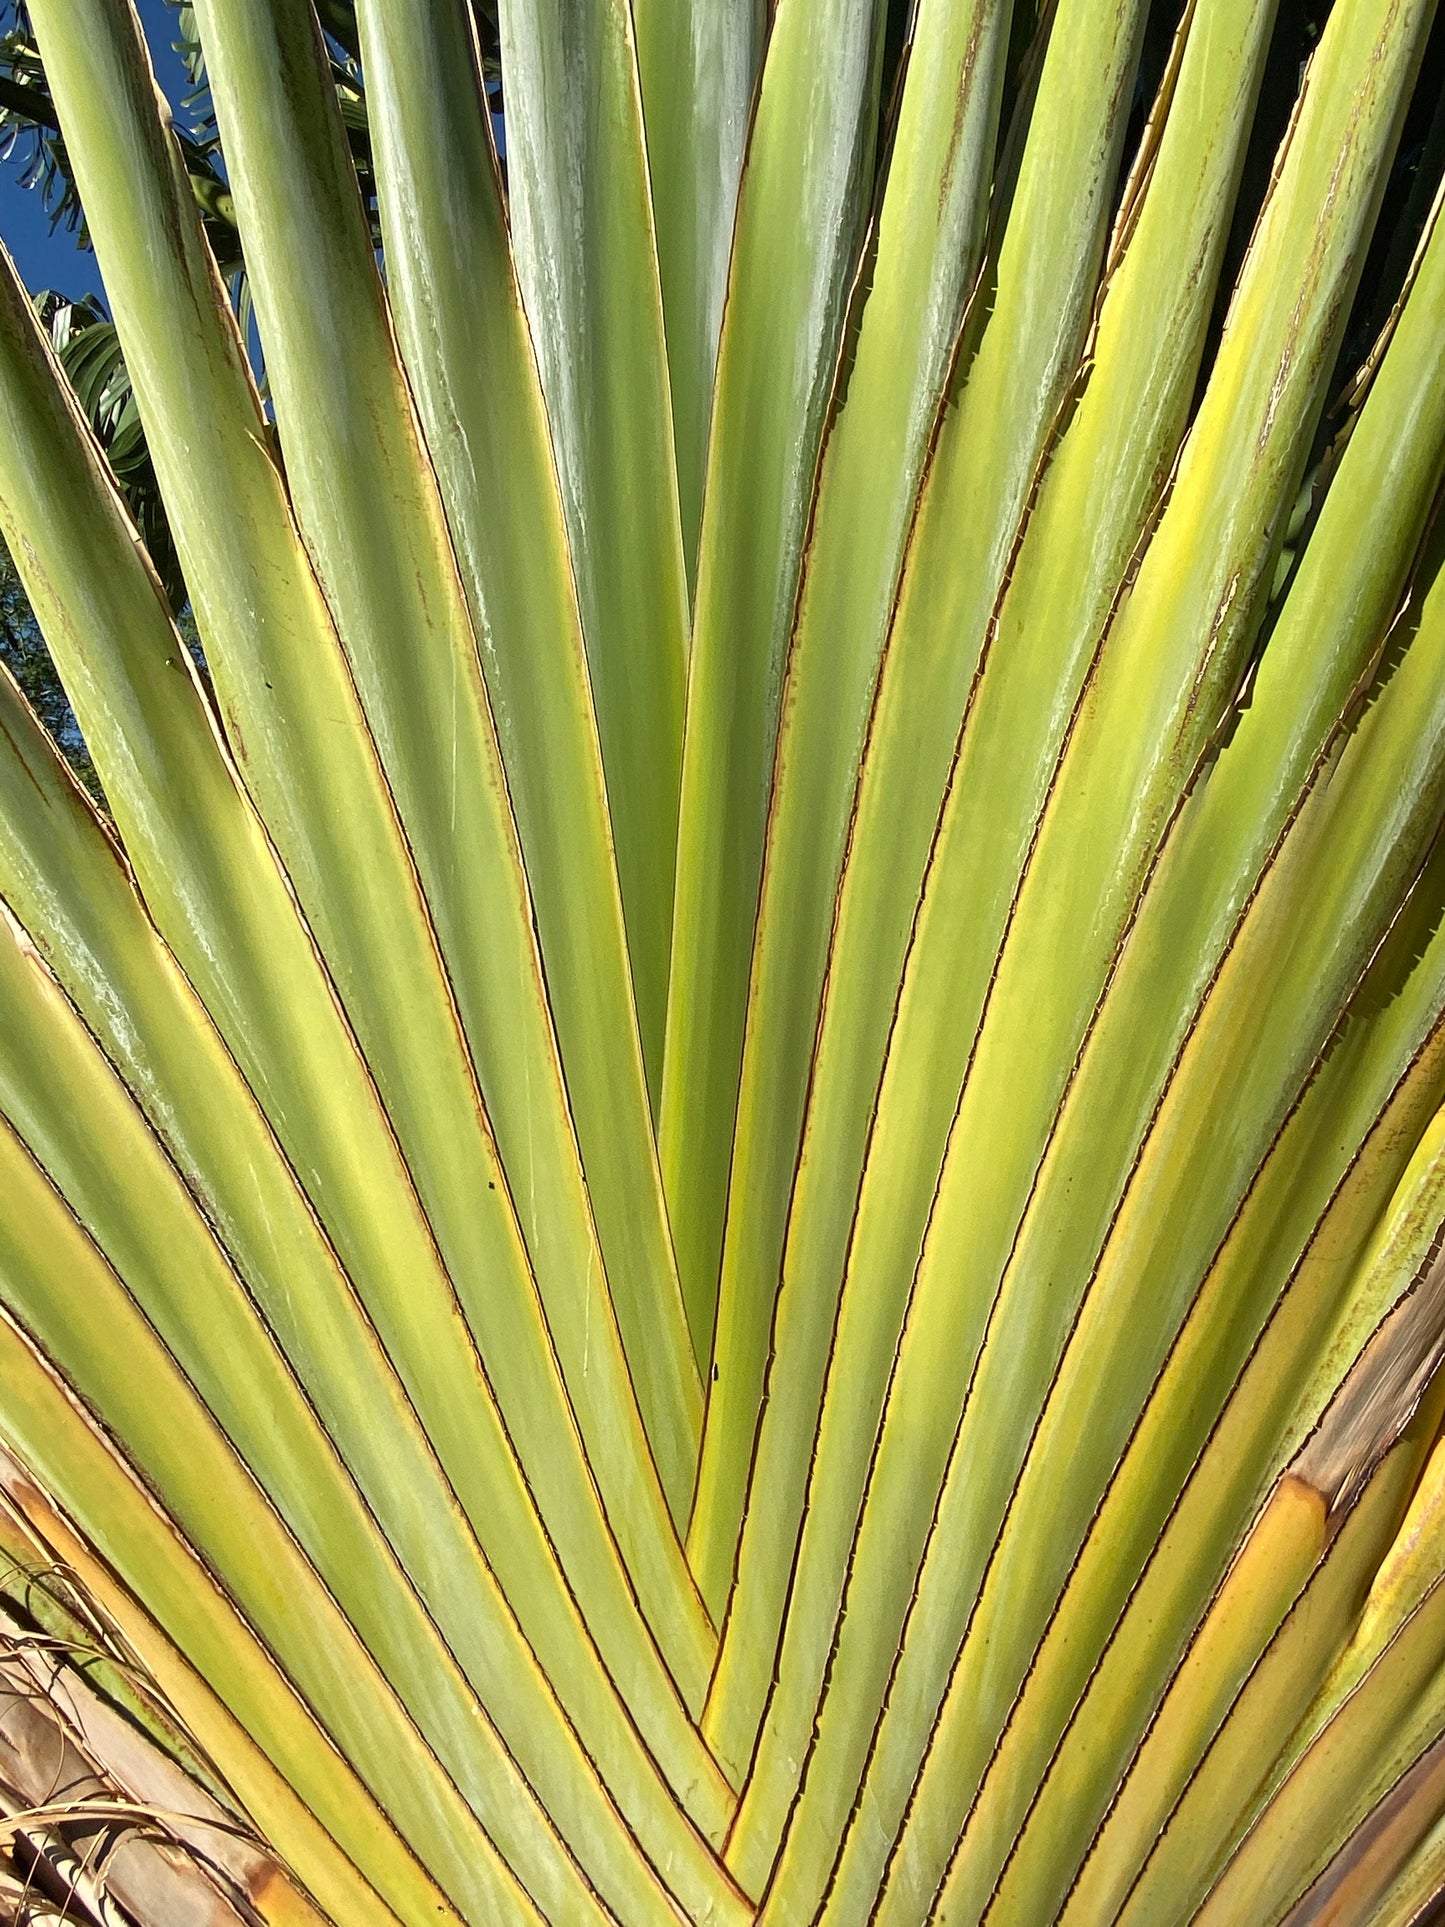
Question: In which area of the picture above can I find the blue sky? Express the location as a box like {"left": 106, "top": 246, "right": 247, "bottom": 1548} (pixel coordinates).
{"left": 0, "top": 0, "right": 192, "bottom": 301}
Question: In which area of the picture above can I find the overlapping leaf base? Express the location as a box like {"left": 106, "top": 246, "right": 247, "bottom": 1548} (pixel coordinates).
{"left": 1, "top": 0, "right": 1445, "bottom": 1920}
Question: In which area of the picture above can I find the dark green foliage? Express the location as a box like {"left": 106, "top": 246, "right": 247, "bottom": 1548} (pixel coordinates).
{"left": 0, "top": 530, "right": 99, "bottom": 799}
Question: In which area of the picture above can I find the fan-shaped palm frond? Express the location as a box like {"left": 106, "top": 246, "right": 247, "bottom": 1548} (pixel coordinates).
{"left": 1, "top": 1, "right": 1444, "bottom": 1924}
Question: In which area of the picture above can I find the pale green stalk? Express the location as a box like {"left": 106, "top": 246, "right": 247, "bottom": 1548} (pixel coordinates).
{"left": 720, "top": 0, "right": 1153, "bottom": 1879}
{"left": 498, "top": 0, "right": 691, "bottom": 1105}
{"left": 632, "top": 0, "right": 765, "bottom": 592}
{"left": 689, "top": 0, "right": 1014, "bottom": 1631}
{"left": 660, "top": 0, "right": 890, "bottom": 1362}
{"left": 750, "top": 3, "right": 1430, "bottom": 1913}
{"left": 189, "top": 0, "right": 705, "bottom": 1542}
{"left": 30, "top": 0, "right": 717, "bottom": 1744}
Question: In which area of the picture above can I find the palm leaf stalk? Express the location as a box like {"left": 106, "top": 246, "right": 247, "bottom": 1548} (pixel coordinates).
{"left": 0, "top": 0, "right": 1444, "bottom": 1923}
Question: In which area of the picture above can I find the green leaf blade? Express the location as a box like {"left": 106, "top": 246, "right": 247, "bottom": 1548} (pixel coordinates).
{"left": 184, "top": 0, "right": 707, "bottom": 1646}
{"left": 499, "top": 0, "right": 692, "bottom": 1111}
{"left": 632, "top": 0, "right": 764, "bottom": 594}
{"left": 687, "top": 0, "right": 1016, "bottom": 1639}
{"left": 660, "top": 0, "right": 890, "bottom": 1367}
